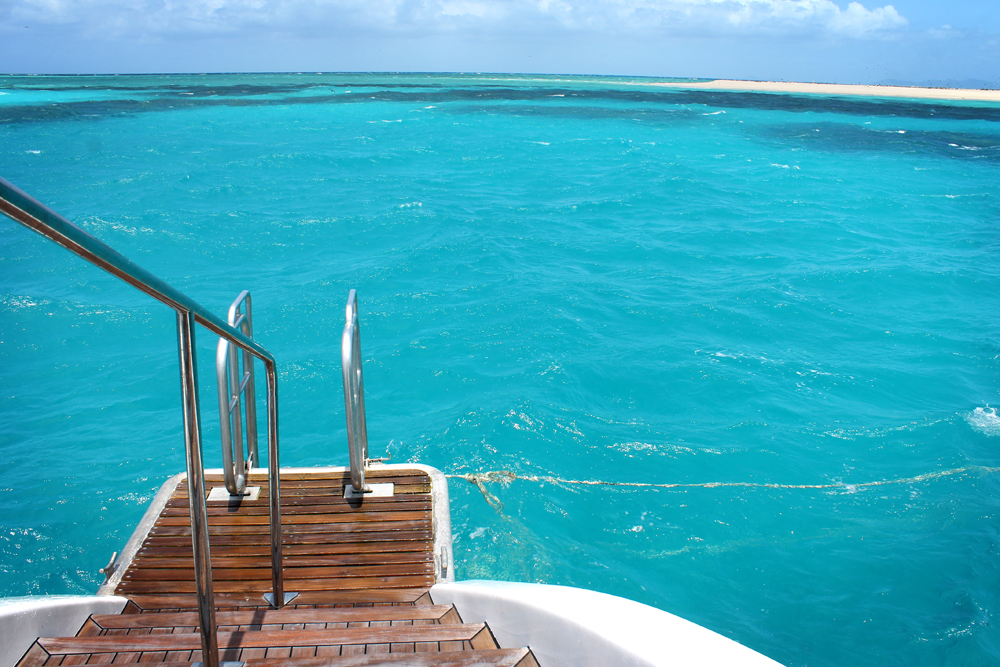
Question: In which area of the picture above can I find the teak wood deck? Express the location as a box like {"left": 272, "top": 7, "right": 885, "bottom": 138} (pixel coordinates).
{"left": 16, "top": 468, "right": 539, "bottom": 667}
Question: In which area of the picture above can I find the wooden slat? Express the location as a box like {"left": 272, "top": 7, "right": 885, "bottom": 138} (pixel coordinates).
{"left": 125, "top": 588, "right": 431, "bottom": 610}
{"left": 173, "top": 486, "right": 432, "bottom": 499}
{"left": 160, "top": 499, "right": 431, "bottom": 515}
{"left": 196, "top": 471, "right": 431, "bottom": 483}
{"left": 139, "top": 530, "right": 432, "bottom": 548}
{"left": 130, "top": 552, "right": 433, "bottom": 569}
{"left": 194, "top": 470, "right": 428, "bottom": 482}
{"left": 118, "top": 574, "right": 434, "bottom": 594}
{"left": 91, "top": 606, "right": 456, "bottom": 629}
{"left": 123, "top": 563, "right": 433, "bottom": 582}
{"left": 176, "top": 479, "right": 431, "bottom": 493}
{"left": 39, "top": 625, "right": 489, "bottom": 654}
{"left": 203, "top": 494, "right": 425, "bottom": 506}
{"left": 147, "top": 518, "right": 430, "bottom": 537}
{"left": 154, "top": 510, "right": 429, "bottom": 526}
{"left": 123, "top": 650, "right": 536, "bottom": 667}
{"left": 135, "top": 540, "right": 431, "bottom": 558}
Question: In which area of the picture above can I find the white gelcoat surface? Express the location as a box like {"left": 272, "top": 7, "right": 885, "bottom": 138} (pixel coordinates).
{"left": 0, "top": 596, "right": 128, "bottom": 667}
{"left": 430, "top": 581, "right": 785, "bottom": 667}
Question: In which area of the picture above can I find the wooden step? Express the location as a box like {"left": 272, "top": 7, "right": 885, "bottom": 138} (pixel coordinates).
{"left": 118, "top": 574, "right": 435, "bottom": 595}
{"left": 124, "top": 562, "right": 434, "bottom": 582}
{"left": 169, "top": 648, "right": 539, "bottom": 666}
{"left": 36, "top": 623, "right": 497, "bottom": 654}
{"left": 126, "top": 588, "right": 433, "bottom": 610}
{"left": 154, "top": 510, "right": 431, "bottom": 527}
{"left": 12, "top": 468, "right": 543, "bottom": 667}
{"left": 91, "top": 605, "right": 461, "bottom": 629}
{"left": 139, "top": 530, "right": 432, "bottom": 547}
{"left": 147, "top": 518, "right": 431, "bottom": 537}
{"left": 135, "top": 541, "right": 432, "bottom": 558}
{"left": 130, "top": 552, "right": 433, "bottom": 570}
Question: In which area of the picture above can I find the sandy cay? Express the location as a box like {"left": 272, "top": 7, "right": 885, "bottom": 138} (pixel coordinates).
{"left": 644, "top": 79, "right": 1000, "bottom": 102}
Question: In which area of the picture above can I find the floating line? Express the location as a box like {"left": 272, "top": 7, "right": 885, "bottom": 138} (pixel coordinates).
{"left": 446, "top": 465, "right": 1000, "bottom": 511}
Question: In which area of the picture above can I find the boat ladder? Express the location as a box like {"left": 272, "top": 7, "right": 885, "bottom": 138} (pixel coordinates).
{"left": 2, "top": 176, "right": 536, "bottom": 667}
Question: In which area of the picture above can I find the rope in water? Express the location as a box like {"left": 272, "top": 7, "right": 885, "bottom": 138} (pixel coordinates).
{"left": 446, "top": 465, "right": 1000, "bottom": 511}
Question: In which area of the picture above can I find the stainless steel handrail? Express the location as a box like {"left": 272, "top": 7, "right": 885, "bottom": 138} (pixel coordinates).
{"left": 0, "top": 176, "right": 288, "bottom": 667}
{"left": 176, "top": 310, "right": 219, "bottom": 665}
{"left": 216, "top": 290, "right": 259, "bottom": 496}
{"left": 341, "top": 290, "right": 370, "bottom": 493}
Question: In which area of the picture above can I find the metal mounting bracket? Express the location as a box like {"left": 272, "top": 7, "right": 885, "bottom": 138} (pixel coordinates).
{"left": 263, "top": 591, "right": 299, "bottom": 607}
{"left": 344, "top": 482, "right": 394, "bottom": 499}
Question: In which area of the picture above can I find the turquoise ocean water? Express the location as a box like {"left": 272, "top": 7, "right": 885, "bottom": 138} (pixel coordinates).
{"left": 1, "top": 73, "right": 999, "bottom": 666}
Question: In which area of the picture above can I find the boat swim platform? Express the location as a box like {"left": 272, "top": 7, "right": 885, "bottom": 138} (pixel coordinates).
{"left": 15, "top": 467, "right": 540, "bottom": 667}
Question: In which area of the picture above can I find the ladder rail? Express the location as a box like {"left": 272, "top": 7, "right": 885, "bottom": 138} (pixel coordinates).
{"left": 0, "top": 176, "right": 289, "bottom": 667}
{"left": 229, "top": 293, "right": 260, "bottom": 468}
{"left": 216, "top": 290, "right": 260, "bottom": 496}
{"left": 342, "top": 289, "right": 370, "bottom": 493}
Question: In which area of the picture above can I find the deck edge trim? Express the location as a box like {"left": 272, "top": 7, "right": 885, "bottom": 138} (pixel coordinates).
{"left": 99, "top": 472, "right": 185, "bottom": 596}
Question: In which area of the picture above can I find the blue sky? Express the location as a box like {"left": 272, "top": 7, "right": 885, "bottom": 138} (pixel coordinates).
{"left": 0, "top": 0, "right": 997, "bottom": 85}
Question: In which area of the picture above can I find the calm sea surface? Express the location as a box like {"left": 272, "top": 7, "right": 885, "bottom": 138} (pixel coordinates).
{"left": 1, "top": 73, "right": 999, "bottom": 666}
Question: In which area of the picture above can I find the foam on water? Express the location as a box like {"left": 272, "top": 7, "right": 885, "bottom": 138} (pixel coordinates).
{"left": 1, "top": 72, "right": 999, "bottom": 667}
{"left": 967, "top": 406, "right": 1000, "bottom": 436}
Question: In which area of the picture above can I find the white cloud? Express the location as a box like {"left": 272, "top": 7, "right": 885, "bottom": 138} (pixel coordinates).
{"left": 439, "top": 1, "right": 505, "bottom": 18}
{"left": 7, "top": 0, "right": 909, "bottom": 40}
{"left": 830, "top": 1, "right": 907, "bottom": 35}
{"left": 576, "top": 0, "right": 908, "bottom": 36}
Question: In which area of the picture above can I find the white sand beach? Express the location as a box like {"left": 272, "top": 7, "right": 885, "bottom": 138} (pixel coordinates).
{"left": 647, "top": 79, "right": 1000, "bottom": 102}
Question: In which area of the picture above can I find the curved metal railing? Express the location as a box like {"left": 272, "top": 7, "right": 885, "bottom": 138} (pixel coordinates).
{"left": 217, "top": 290, "right": 260, "bottom": 496}
{"left": 342, "top": 289, "right": 370, "bottom": 493}
{"left": 0, "top": 176, "right": 288, "bottom": 667}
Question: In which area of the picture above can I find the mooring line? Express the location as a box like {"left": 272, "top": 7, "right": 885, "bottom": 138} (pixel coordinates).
{"left": 446, "top": 465, "right": 1000, "bottom": 511}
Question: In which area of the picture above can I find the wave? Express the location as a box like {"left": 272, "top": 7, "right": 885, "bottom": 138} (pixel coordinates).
{"left": 966, "top": 406, "right": 1000, "bottom": 436}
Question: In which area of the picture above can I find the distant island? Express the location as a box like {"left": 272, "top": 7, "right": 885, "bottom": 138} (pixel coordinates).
{"left": 645, "top": 79, "right": 1000, "bottom": 102}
